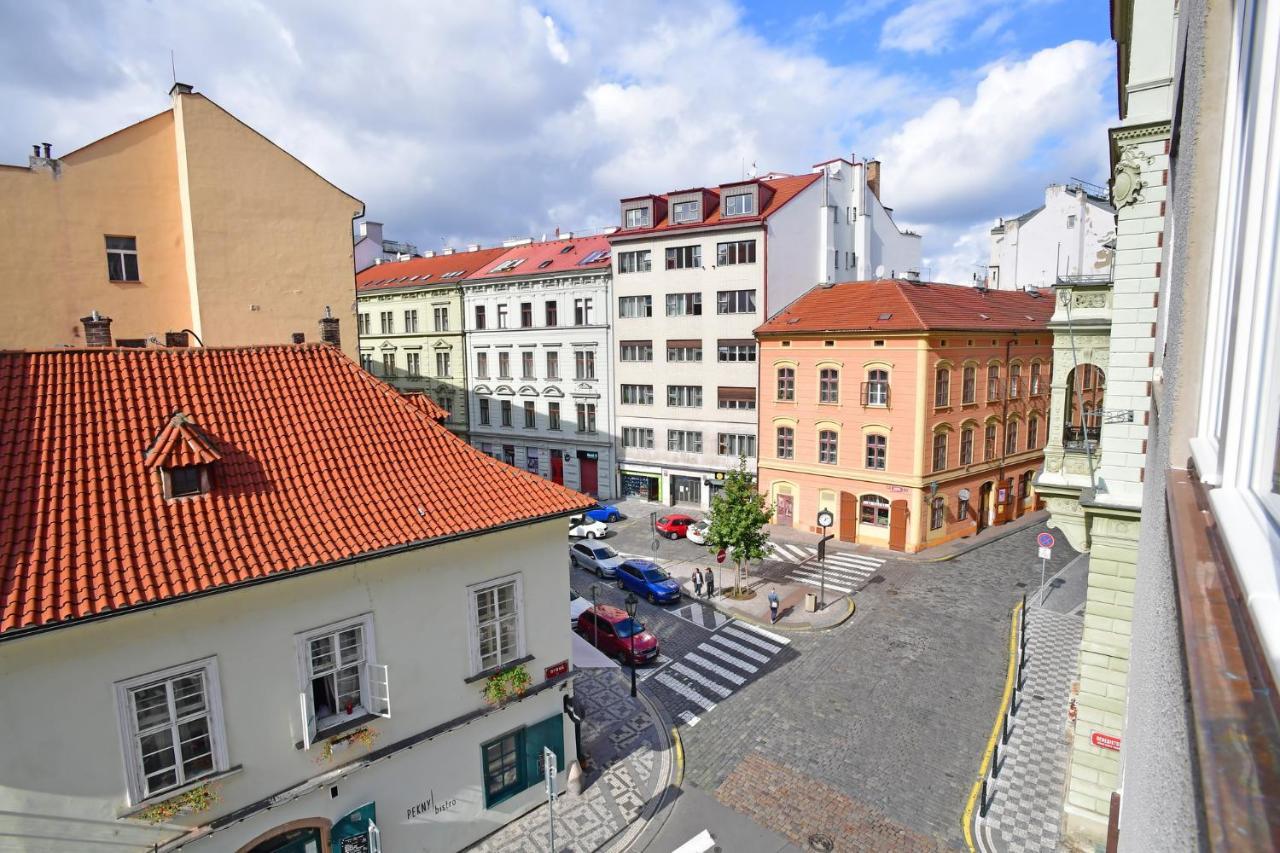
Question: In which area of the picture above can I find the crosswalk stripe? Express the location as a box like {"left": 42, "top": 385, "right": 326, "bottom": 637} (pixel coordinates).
{"left": 685, "top": 653, "right": 746, "bottom": 686}
{"left": 678, "top": 710, "right": 700, "bottom": 727}
{"left": 655, "top": 672, "right": 717, "bottom": 711}
{"left": 812, "top": 563, "right": 874, "bottom": 579}
{"left": 787, "top": 571, "right": 854, "bottom": 594}
{"left": 709, "top": 633, "right": 772, "bottom": 663}
{"left": 697, "top": 642, "right": 759, "bottom": 673}
{"left": 827, "top": 554, "right": 884, "bottom": 568}
{"left": 769, "top": 544, "right": 803, "bottom": 560}
{"left": 671, "top": 662, "right": 734, "bottom": 698}
{"left": 721, "top": 625, "right": 782, "bottom": 654}
{"left": 736, "top": 622, "right": 792, "bottom": 646}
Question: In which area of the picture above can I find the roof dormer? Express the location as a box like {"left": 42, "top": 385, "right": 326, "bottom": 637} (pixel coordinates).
{"left": 718, "top": 180, "right": 773, "bottom": 218}
{"left": 144, "top": 411, "right": 221, "bottom": 499}
{"left": 620, "top": 195, "right": 665, "bottom": 230}
{"left": 667, "top": 188, "right": 718, "bottom": 225}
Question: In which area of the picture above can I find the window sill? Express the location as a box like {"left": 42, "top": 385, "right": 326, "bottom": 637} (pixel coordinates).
{"left": 294, "top": 711, "right": 381, "bottom": 750}
{"left": 118, "top": 764, "right": 243, "bottom": 818}
{"left": 463, "top": 654, "right": 536, "bottom": 685}
{"left": 108, "top": 279, "right": 144, "bottom": 285}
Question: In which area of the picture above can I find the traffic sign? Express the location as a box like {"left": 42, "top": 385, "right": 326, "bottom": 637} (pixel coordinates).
{"left": 1038, "top": 546, "right": 1052, "bottom": 560}
{"left": 716, "top": 548, "right": 727, "bottom": 564}
{"left": 1036, "top": 532, "right": 1056, "bottom": 549}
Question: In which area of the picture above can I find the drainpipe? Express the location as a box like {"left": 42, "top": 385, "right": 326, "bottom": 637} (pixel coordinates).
{"left": 998, "top": 337, "right": 1013, "bottom": 518}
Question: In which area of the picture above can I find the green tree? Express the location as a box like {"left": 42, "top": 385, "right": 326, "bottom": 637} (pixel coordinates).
{"left": 703, "top": 456, "right": 774, "bottom": 595}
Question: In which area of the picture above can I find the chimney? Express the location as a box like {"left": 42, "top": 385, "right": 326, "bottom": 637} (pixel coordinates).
{"left": 319, "top": 306, "right": 341, "bottom": 347}
{"left": 291, "top": 332, "right": 306, "bottom": 344}
{"left": 866, "top": 160, "right": 882, "bottom": 201}
{"left": 359, "top": 221, "right": 383, "bottom": 242}
{"left": 442, "top": 247, "right": 455, "bottom": 255}
{"left": 41, "top": 143, "right": 51, "bottom": 159}
{"left": 164, "top": 330, "right": 190, "bottom": 348}
{"left": 81, "top": 311, "right": 113, "bottom": 347}
{"left": 467, "top": 243, "right": 480, "bottom": 252}
{"left": 169, "top": 82, "right": 194, "bottom": 97}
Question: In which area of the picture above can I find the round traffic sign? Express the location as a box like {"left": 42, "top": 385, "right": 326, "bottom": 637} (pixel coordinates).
{"left": 1037, "top": 532, "right": 1056, "bottom": 548}
{"left": 716, "top": 548, "right": 727, "bottom": 564}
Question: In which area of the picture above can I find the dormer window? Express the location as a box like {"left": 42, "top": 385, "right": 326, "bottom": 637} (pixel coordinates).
{"left": 672, "top": 201, "right": 701, "bottom": 223}
{"left": 145, "top": 411, "right": 222, "bottom": 501}
{"left": 625, "top": 208, "right": 650, "bottom": 228}
{"left": 724, "top": 193, "right": 754, "bottom": 216}
{"left": 168, "top": 465, "right": 207, "bottom": 498}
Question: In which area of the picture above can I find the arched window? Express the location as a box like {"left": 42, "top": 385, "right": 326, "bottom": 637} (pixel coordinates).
{"left": 960, "top": 425, "right": 975, "bottom": 464}
{"left": 776, "top": 426, "right": 794, "bottom": 459}
{"left": 934, "top": 367, "right": 951, "bottom": 407}
{"left": 818, "top": 429, "right": 839, "bottom": 464}
{"left": 1005, "top": 420, "right": 1020, "bottom": 455}
{"left": 1008, "top": 363, "right": 1023, "bottom": 398}
{"left": 1027, "top": 415, "right": 1039, "bottom": 449}
{"left": 862, "top": 369, "right": 889, "bottom": 406}
{"left": 860, "top": 495, "right": 890, "bottom": 527}
{"left": 932, "top": 431, "right": 948, "bottom": 473}
{"left": 777, "top": 367, "right": 795, "bottom": 401}
{"left": 1030, "top": 361, "right": 1044, "bottom": 395}
{"left": 930, "top": 496, "right": 946, "bottom": 530}
{"left": 819, "top": 368, "right": 840, "bottom": 403}
{"left": 865, "top": 434, "right": 887, "bottom": 470}
{"left": 1064, "top": 364, "right": 1106, "bottom": 449}
{"left": 962, "top": 365, "right": 977, "bottom": 404}
{"left": 984, "top": 422, "right": 999, "bottom": 460}
{"left": 987, "top": 363, "right": 1002, "bottom": 401}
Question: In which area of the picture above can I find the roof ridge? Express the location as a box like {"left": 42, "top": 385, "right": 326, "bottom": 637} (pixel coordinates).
{"left": 890, "top": 280, "right": 929, "bottom": 328}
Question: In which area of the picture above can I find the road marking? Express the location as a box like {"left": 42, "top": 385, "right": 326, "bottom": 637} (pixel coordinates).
{"left": 656, "top": 672, "right": 717, "bottom": 711}
{"left": 637, "top": 654, "right": 672, "bottom": 680}
{"left": 671, "top": 662, "right": 734, "bottom": 698}
{"left": 722, "top": 625, "right": 783, "bottom": 653}
{"left": 734, "top": 621, "right": 791, "bottom": 646}
{"left": 787, "top": 570, "right": 855, "bottom": 594}
{"left": 673, "top": 602, "right": 730, "bottom": 631}
{"left": 685, "top": 652, "right": 746, "bottom": 686}
{"left": 709, "top": 633, "right": 772, "bottom": 663}
{"left": 697, "top": 642, "right": 759, "bottom": 673}
{"left": 806, "top": 565, "right": 873, "bottom": 582}
{"left": 678, "top": 710, "right": 700, "bottom": 727}
{"left": 827, "top": 554, "right": 884, "bottom": 569}
{"left": 770, "top": 543, "right": 812, "bottom": 561}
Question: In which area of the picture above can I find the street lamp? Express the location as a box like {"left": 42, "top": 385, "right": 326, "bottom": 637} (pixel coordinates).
{"left": 590, "top": 583, "right": 599, "bottom": 651}
{"left": 816, "top": 509, "right": 834, "bottom": 608}
{"left": 624, "top": 592, "right": 639, "bottom": 698}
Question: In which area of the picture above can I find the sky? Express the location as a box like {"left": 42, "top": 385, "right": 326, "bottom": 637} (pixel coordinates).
{"left": 0, "top": 0, "right": 1115, "bottom": 284}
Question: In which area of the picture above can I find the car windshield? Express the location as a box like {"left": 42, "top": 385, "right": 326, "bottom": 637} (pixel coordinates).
{"left": 642, "top": 569, "right": 668, "bottom": 582}
{"left": 593, "top": 545, "right": 619, "bottom": 559}
{"left": 614, "top": 618, "right": 645, "bottom": 638}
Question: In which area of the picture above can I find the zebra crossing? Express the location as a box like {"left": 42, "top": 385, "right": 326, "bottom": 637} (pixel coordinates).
{"left": 767, "top": 542, "right": 886, "bottom": 595}
{"left": 650, "top": 621, "right": 791, "bottom": 722}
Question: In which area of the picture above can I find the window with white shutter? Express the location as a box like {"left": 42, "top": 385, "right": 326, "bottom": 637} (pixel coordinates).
{"left": 295, "top": 614, "right": 387, "bottom": 749}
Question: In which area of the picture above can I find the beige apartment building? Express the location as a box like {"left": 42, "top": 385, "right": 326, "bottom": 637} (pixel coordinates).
{"left": 0, "top": 83, "right": 364, "bottom": 356}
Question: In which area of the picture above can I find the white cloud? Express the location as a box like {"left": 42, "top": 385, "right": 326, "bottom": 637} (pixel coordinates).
{"left": 880, "top": 0, "right": 988, "bottom": 54}
{"left": 543, "top": 16, "right": 571, "bottom": 65}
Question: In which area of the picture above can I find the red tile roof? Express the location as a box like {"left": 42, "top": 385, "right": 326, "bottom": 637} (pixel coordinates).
{"left": 611, "top": 173, "right": 821, "bottom": 238}
{"left": 356, "top": 247, "right": 509, "bottom": 292}
{"left": 468, "top": 234, "right": 612, "bottom": 280}
{"left": 401, "top": 391, "right": 450, "bottom": 422}
{"left": 756, "top": 280, "right": 1055, "bottom": 335}
{"left": 0, "top": 344, "right": 594, "bottom": 637}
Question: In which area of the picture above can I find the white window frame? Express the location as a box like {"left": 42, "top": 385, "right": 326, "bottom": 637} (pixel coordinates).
{"left": 724, "top": 193, "right": 754, "bottom": 216}
{"left": 295, "top": 613, "right": 388, "bottom": 750}
{"left": 624, "top": 207, "right": 650, "bottom": 228}
{"left": 114, "top": 657, "right": 229, "bottom": 806}
{"left": 467, "top": 574, "right": 526, "bottom": 677}
{"left": 672, "top": 200, "right": 701, "bottom": 223}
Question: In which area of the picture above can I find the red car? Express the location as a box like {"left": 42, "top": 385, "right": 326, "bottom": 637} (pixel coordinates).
{"left": 655, "top": 513, "right": 696, "bottom": 540}
{"left": 576, "top": 605, "right": 659, "bottom": 665}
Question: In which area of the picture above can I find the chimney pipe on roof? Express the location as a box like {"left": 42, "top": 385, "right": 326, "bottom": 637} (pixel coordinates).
{"left": 81, "top": 311, "right": 113, "bottom": 347}
{"left": 32, "top": 144, "right": 40, "bottom": 158}
{"left": 164, "top": 330, "right": 190, "bottom": 348}
{"left": 866, "top": 160, "right": 882, "bottom": 201}
{"left": 41, "top": 143, "right": 51, "bottom": 159}
{"left": 319, "top": 306, "right": 341, "bottom": 347}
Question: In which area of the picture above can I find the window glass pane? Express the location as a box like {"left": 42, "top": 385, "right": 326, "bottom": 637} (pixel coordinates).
{"left": 310, "top": 636, "right": 334, "bottom": 674}
{"left": 133, "top": 684, "right": 171, "bottom": 730}
{"left": 338, "top": 627, "right": 363, "bottom": 665}
{"left": 171, "top": 674, "right": 206, "bottom": 718}
{"left": 107, "top": 253, "right": 124, "bottom": 281}
{"left": 139, "top": 729, "right": 177, "bottom": 779}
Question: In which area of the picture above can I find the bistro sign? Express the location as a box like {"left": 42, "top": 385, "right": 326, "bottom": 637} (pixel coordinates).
{"left": 407, "top": 789, "right": 459, "bottom": 821}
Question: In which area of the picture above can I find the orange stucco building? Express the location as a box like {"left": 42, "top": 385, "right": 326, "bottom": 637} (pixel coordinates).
{"left": 755, "top": 279, "right": 1055, "bottom": 553}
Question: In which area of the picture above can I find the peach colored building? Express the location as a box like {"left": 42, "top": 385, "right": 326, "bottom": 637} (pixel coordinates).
{"left": 756, "top": 280, "right": 1055, "bottom": 553}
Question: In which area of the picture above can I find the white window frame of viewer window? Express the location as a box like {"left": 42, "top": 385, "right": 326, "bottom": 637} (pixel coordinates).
{"left": 576, "top": 402, "right": 597, "bottom": 433}
{"left": 381, "top": 352, "right": 395, "bottom": 376}
{"left": 667, "top": 344, "right": 702, "bottom": 362}
{"left": 476, "top": 352, "right": 489, "bottom": 379}
{"left": 115, "top": 657, "right": 230, "bottom": 805}
{"left": 574, "top": 298, "right": 592, "bottom": 325}
{"left": 716, "top": 240, "right": 756, "bottom": 266}
{"left": 467, "top": 574, "right": 526, "bottom": 676}
{"left": 497, "top": 304, "right": 509, "bottom": 329}
{"left": 295, "top": 613, "right": 389, "bottom": 749}
{"left": 718, "top": 433, "right": 756, "bottom": 457}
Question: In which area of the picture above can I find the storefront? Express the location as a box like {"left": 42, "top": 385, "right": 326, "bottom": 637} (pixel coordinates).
{"left": 670, "top": 475, "right": 701, "bottom": 507}
{"left": 620, "top": 470, "right": 661, "bottom": 502}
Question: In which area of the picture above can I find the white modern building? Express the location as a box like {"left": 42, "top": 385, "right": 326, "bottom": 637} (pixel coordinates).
{"left": 987, "top": 183, "right": 1116, "bottom": 290}
{"left": 609, "top": 158, "right": 922, "bottom": 508}
{"left": 463, "top": 234, "right": 616, "bottom": 499}
{"left": 354, "top": 220, "right": 422, "bottom": 272}
{"left": 0, "top": 342, "right": 593, "bottom": 852}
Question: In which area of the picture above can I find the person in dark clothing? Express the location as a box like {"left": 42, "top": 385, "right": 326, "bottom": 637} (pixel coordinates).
{"left": 705, "top": 571, "right": 716, "bottom": 599}
{"left": 768, "top": 588, "right": 780, "bottom": 623}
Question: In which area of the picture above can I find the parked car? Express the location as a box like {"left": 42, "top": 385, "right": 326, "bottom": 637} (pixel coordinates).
{"left": 615, "top": 558, "right": 682, "bottom": 604}
{"left": 585, "top": 504, "right": 624, "bottom": 523}
{"left": 568, "top": 514, "right": 608, "bottom": 539}
{"left": 654, "top": 513, "right": 696, "bottom": 540}
{"left": 576, "top": 604, "right": 659, "bottom": 665}
{"left": 569, "top": 589, "right": 593, "bottom": 629}
{"left": 570, "top": 541, "right": 626, "bottom": 577}
{"left": 686, "top": 519, "right": 710, "bottom": 545}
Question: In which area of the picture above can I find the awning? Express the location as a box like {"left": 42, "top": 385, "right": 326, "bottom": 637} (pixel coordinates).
{"left": 572, "top": 631, "right": 619, "bottom": 669}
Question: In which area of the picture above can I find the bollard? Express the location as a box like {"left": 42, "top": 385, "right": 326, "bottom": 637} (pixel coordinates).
{"left": 1002, "top": 711, "right": 1010, "bottom": 745}
{"left": 992, "top": 741, "right": 1000, "bottom": 778}
{"left": 980, "top": 778, "right": 990, "bottom": 817}
{"left": 1010, "top": 677, "right": 1018, "bottom": 717}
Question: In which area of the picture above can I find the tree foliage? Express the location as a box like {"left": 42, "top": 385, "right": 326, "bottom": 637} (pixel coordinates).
{"left": 703, "top": 456, "right": 773, "bottom": 592}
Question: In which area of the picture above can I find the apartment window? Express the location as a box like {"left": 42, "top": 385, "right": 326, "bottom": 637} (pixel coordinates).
{"left": 1067, "top": 214, "right": 1077, "bottom": 229}
{"left": 521, "top": 351, "right": 535, "bottom": 379}
{"left": 476, "top": 352, "right": 489, "bottom": 379}
{"left": 622, "top": 427, "right": 654, "bottom": 448}
{"left": 934, "top": 368, "right": 951, "bottom": 408}
{"left": 475, "top": 305, "right": 487, "bottom": 330}
{"left": 932, "top": 432, "right": 948, "bottom": 473}
{"left": 501, "top": 400, "right": 512, "bottom": 427}
{"left": 116, "top": 659, "right": 226, "bottom": 802}
{"left": 381, "top": 352, "right": 395, "bottom": 376}
{"left": 620, "top": 340, "right": 653, "bottom": 362}
{"left": 865, "top": 434, "right": 887, "bottom": 470}
{"left": 987, "top": 364, "right": 1001, "bottom": 401}
{"left": 574, "top": 298, "right": 592, "bottom": 325}
{"left": 960, "top": 426, "right": 975, "bottom": 464}
{"left": 546, "top": 351, "right": 559, "bottom": 379}
{"left": 665, "top": 245, "right": 701, "bottom": 270}
{"left": 621, "top": 384, "right": 654, "bottom": 405}
{"left": 358, "top": 313, "right": 371, "bottom": 335}
{"left": 545, "top": 301, "right": 558, "bottom": 326}
{"left": 1030, "top": 362, "right": 1043, "bottom": 395}
{"left": 469, "top": 576, "right": 524, "bottom": 674}
{"left": 985, "top": 423, "right": 998, "bottom": 460}
{"left": 548, "top": 402, "right": 561, "bottom": 430}
{"left": 723, "top": 192, "right": 754, "bottom": 216}
{"left": 574, "top": 350, "right": 596, "bottom": 380}
{"left": 777, "top": 368, "right": 796, "bottom": 401}
{"left": 618, "top": 250, "right": 652, "bottom": 273}
{"left": 576, "top": 403, "right": 597, "bottom": 433}
{"left": 498, "top": 352, "right": 511, "bottom": 378}
{"left": 1008, "top": 363, "right": 1023, "bottom": 399}
{"left": 819, "top": 368, "right": 840, "bottom": 403}
{"left": 930, "top": 497, "right": 946, "bottom": 531}
{"left": 497, "top": 305, "right": 509, "bottom": 329}
{"left": 666, "top": 292, "right": 702, "bottom": 316}
{"left": 667, "top": 341, "right": 703, "bottom": 362}
{"left": 962, "top": 365, "right": 977, "bottom": 404}
{"left": 624, "top": 207, "right": 651, "bottom": 228}
{"left": 668, "top": 430, "right": 703, "bottom": 453}
{"left": 406, "top": 352, "right": 421, "bottom": 378}
{"left": 479, "top": 398, "right": 491, "bottom": 426}
{"left": 863, "top": 370, "right": 889, "bottom": 406}
{"left": 435, "top": 352, "right": 451, "bottom": 377}
{"left": 717, "top": 341, "right": 756, "bottom": 362}
{"left": 718, "top": 433, "right": 756, "bottom": 458}
{"left": 523, "top": 401, "right": 535, "bottom": 428}
{"left": 520, "top": 303, "right": 533, "bottom": 328}
{"left": 106, "top": 235, "right": 140, "bottom": 282}
{"left": 860, "top": 495, "right": 890, "bottom": 527}
{"left": 718, "top": 387, "right": 757, "bottom": 410}
{"left": 716, "top": 289, "right": 756, "bottom": 314}
{"left": 380, "top": 311, "right": 394, "bottom": 334}
{"left": 667, "top": 385, "right": 703, "bottom": 407}
{"left": 433, "top": 306, "right": 449, "bottom": 331}
{"left": 671, "top": 200, "right": 701, "bottom": 223}
{"left": 1028, "top": 415, "right": 1039, "bottom": 449}
{"left": 404, "top": 310, "right": 419, "bottom": 333}
{"left": 298, "top": 616, "right": 387, "bottom": 743}
{"left": 716, "top": 240, "right": 757, "bottom": 265}
{"left": 776, "top": 427, "right": 795, "bottom": 459}
{"left": 619, "top": 296, "right": 653, "bottom": 318}
{"left": 958, "top": 495, "right": 971, "bottom": 521}
{"left": 359, "top": 353, "right": 373, "bottom": 372}
{"left": 435, "top": 391, "right": 454, "bottom": 418}
{"left": 1005, "top": 421, "right": 1020, "bottom": 455}
{"left": 818, "top": 430, "right": 838, "bottom": 465}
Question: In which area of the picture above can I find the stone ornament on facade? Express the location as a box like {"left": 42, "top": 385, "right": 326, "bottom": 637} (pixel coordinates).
{"left": 1073, "top": 293, "right": 1107, "bottom": 309}
{"left": 1111, "top": 144, "right": 1150, "bottom": 208}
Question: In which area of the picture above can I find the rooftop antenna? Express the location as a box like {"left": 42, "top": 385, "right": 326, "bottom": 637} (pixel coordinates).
{"left": 170, "top": 50, "right": 177, "bottom": 87}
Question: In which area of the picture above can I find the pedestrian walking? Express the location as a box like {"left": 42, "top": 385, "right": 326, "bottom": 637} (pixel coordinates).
{"left": 692, "top": 567, "right": 704, "bottom": 597}
{"left": 705, "top": 570, "right": 716, "bottom": 599}
{"left": 768, "top": 588, "right": 780, "bottom": 624}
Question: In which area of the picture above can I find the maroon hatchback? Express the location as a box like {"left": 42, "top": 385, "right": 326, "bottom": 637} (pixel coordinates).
{"left": 576, "top": 604, "right": 659, "bottom": 665}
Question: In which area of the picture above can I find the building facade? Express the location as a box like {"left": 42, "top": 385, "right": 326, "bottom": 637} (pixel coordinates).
{"left": 356, "top": 246, "right": 508, "bottom": 436}
{"left": 354, "top": 220, "right": 421, "bottom": 272}
{"left": 0, "top": 342, "right": 593, "bottom": 852}
{"left": 609, "top": 158, "right": 922, "bottom": 508}
{"left": 987, "top": 183, "right": 1116, "bottom": 290}
{"left": 0, "top": 84, "right": 364, "bottom": 358}
{"left": 463, "top": 235, "right": 615, "bottom": 498}
{"left": 756, "top": 280, "right": 1053, "bottom": 552}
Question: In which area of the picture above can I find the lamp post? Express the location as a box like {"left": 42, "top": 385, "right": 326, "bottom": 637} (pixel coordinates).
{"left": 590, "top": 583, "right": 599, "bottom": 651}
{"left": 624, "top": 592, "right": 639, "bottom": 698}
{"left": 816, "top": 509, "right": 834, "bottom": 608}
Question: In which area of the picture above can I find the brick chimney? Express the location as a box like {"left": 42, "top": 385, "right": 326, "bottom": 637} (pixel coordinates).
{"left": 866, "top": 160, "right": 882, "bottom": 201}
{"left": 291, "top": 332, "right": 306, "bottom": 344}
{"left": 81, "top": 311, "right": 113, "bottom": 347}
{"left": 319, "top": 307, "right": 341, "bottom": 347}
{"left": 164, "top": 330, "right": 190, "bottom": 348}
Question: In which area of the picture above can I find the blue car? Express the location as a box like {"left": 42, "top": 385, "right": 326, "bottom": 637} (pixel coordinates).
{"left": 615, "top": 558, "right": 682, "bottom": 605}
{"left": 586, "top": 504, "right": 624, "bottom": 524}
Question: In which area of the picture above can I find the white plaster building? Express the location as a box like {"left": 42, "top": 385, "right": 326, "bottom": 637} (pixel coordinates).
{"left": 354, "top": 220, "right": 421, "bottom": 272}
{"left": 987, "top": 183, "right": 1116, "bottom": 290}
{"left": 463, "top": 234, "right": 616, "bottom": 499}
{"left": 609, "top": 158, "right": 922, "bottom": 508}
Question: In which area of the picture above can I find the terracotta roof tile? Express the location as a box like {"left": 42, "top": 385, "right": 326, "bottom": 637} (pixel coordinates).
{"left": 612, "top": 173, "right": 821, "bottom": 238}
{"left": 356, "top": 247, "right": 509, "bottom": 292}
{"left": 467, "top": 235, "right": 612, "bottom": 280}
{"left": 0, "top": 344, "right": 594, "bottom": 636}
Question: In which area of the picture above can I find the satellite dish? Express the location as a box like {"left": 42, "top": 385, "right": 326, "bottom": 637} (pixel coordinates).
{"left": 875, "top": 264, "right": 886, "bottom": 278}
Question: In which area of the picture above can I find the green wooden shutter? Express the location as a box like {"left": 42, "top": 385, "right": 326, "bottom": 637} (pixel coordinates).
{"left": 521, "top": 713, "right": 566, "bottom": 786}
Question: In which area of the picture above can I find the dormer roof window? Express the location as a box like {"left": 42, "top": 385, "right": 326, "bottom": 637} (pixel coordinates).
{"left": 671, "top": 200, "right": 701, "bottom": 223}
{"left": 625, "top": 207, "right": 651, "bottom": 229}
{"left": 144, "top": 411, "right": 221, "bottom": 499}
{"left": 724, "top": 192, "right": 755, "bottom": 216}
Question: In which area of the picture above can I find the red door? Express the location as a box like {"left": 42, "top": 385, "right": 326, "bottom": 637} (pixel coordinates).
{"left": 776, "top": 493, "right": 794, "bottom": 527}
{"left": 551, "top": 453, "right": 564, "bottom": 485}
{"left": 839, "top": 492, "right": 858, "bottom": 542}
{"left": 888, "top": 500, "right": 908, "bottom": 551}
{"left": 580, "top": 459, "right": 598, "bottom": 496}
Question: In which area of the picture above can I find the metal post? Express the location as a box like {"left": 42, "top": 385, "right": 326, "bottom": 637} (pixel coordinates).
{"left": 591, "top": 583, "right": 599, "bottom": 652}
{"left": 548, "top": 774, "right": 555, "bottom": 853}
{"left": 630, "top": 630, "right": 637, "bottom": 698}
{"left": 980, "top": 778, "right": 989, "bottom": 817}
{"left": 1002, "top": 711, "right": 1009, "bottom": 745}
{"left": 992, "top": 741, "right": 1000, "bottom": 778}
{"left": 819, "top": 526, "right": 828, "bottom": 608}
{"left": 1039, "top": 556, "right": 1048, "bottom": 607}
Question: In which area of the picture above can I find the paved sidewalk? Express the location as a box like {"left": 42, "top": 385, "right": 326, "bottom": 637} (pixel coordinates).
{"left": 977, "top": 607, "right": 1083, "bottom": 853}
{"left": 468, "top": 667, "right": 674, "bottom": 853}
{"left": 661, "top": 559, "right": 855, "bottom": 631}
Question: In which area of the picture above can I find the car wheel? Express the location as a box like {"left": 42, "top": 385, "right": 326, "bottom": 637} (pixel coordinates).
{"left": 608, "top": 513, "right": 620, "bottom": 523}
{"left": 648, "top": 593, "right": 657, "bottom": 605}
{"left": 667, "top": 531, "right": 678, "bottom": 540}
{"left": 616, "top": 579, "right": 625, "bottom": 589}
{"left": 588, "top": 531, "right": 598, "bottom": 540}
{"left": 617, "top": 652, "right": 628, "bottom": 665}
{"left": 595, "top": 565, "right": 603, "bottom": 578}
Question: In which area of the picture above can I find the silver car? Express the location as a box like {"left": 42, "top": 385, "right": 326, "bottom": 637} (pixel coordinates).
{"left": 570, "top": 541, "right": 626, "bottom": 578}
